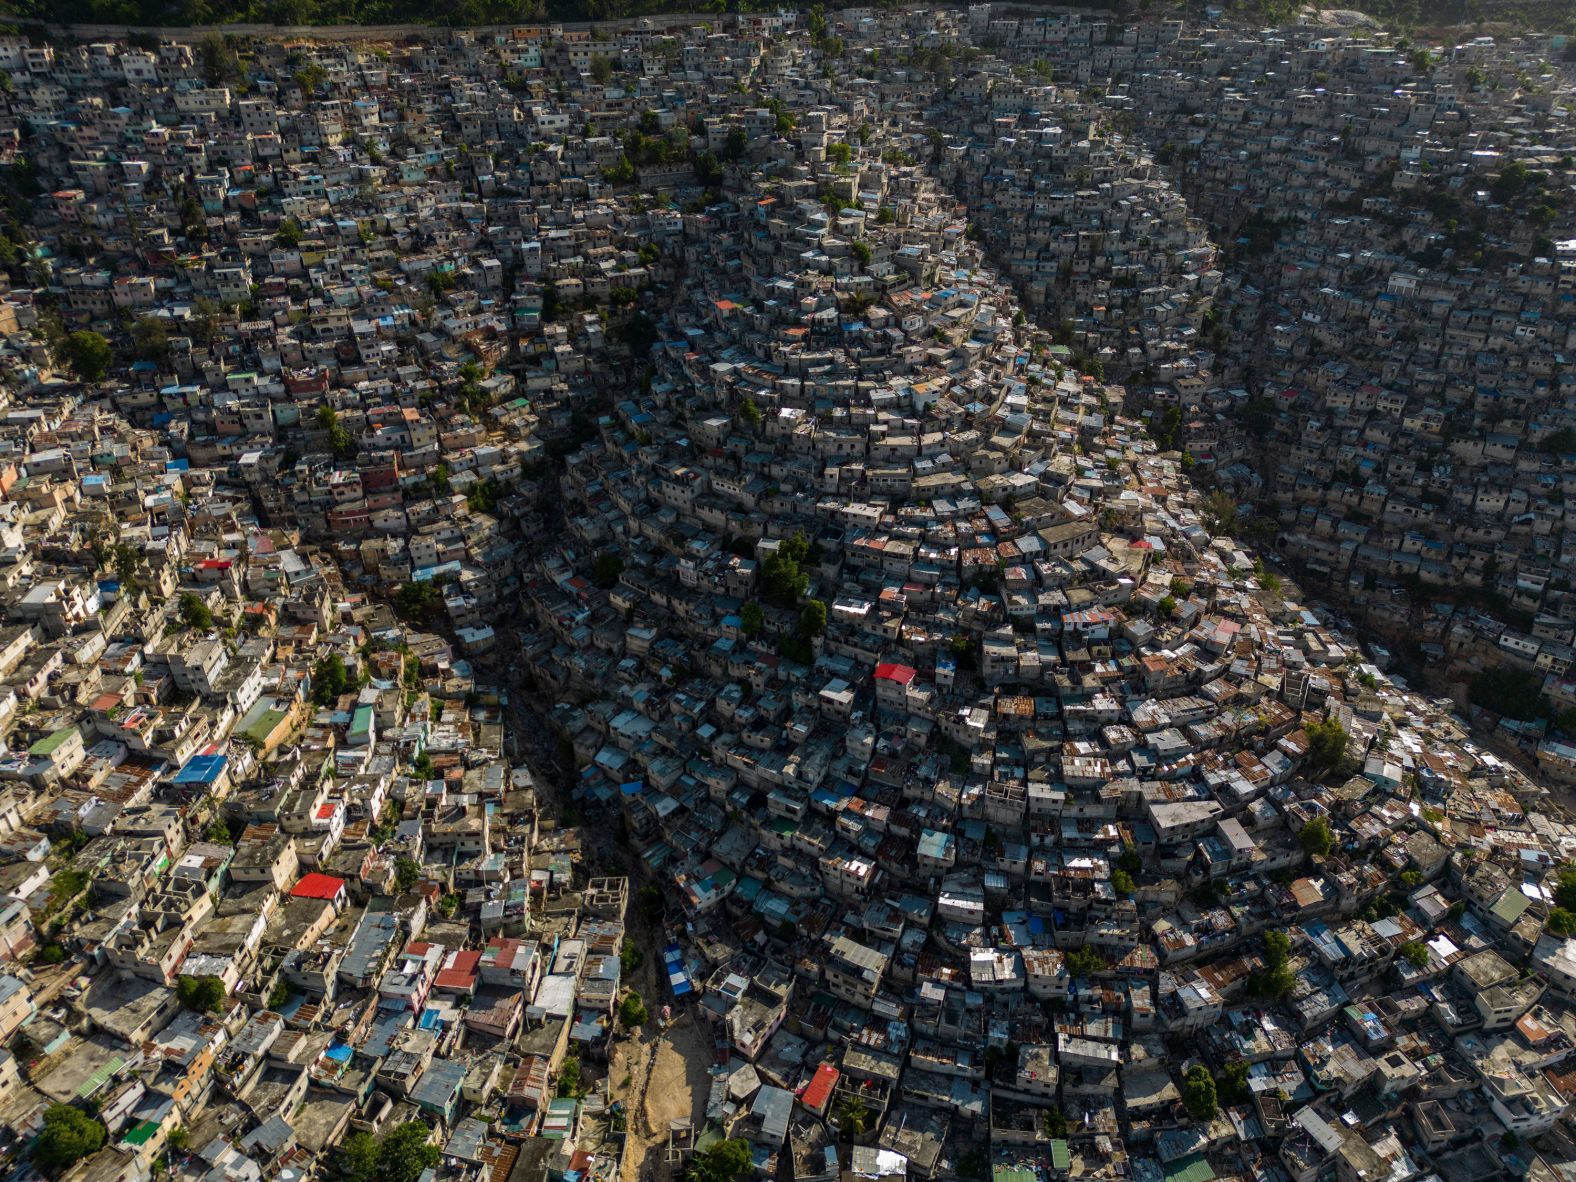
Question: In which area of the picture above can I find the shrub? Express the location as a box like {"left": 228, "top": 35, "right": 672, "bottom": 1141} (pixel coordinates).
{"left": 618, "top": 991, "right": 648, "bottom": 1029}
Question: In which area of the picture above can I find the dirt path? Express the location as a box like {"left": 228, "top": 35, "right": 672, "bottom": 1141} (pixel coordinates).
{"left": 641, "top": 1012, "right": 712, "bottom": 1135}
{"left": 611, "top": 1010, "right": 713, "bottom": 1182}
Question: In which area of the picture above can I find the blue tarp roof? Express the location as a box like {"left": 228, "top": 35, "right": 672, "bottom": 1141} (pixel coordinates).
{"left": 663, "top": 943, "right": 693, "bottom": 997}
{"left": 172, "top": 754, "right": 227, "bottom": 784}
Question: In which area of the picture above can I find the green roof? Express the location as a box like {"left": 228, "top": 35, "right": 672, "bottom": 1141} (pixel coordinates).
{"left": 1491, "top": 890, "right": 1531, "bottom": 924}
{"left": 122, "top": 1121, "right": 159, "bottom": 1146}
{"left": 241, "top": 708, "right": 288, "bottom": 745}
{"left": 29, "top": 727, "right": 77, "bottom": 758}
{"left": 77, "top": 1055, "right": 124, "bottom": 1098}
{"left": 1164, "top": 1154, "right": 1215, "bottom": 1182}
{"left": 1050, "top": 1142, "right": 1070, "bottom": 1171}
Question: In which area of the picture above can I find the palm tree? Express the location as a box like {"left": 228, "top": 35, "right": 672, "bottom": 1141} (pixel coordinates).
{"left": 836, "top": 1095, "right": 868, "bottom": 1140}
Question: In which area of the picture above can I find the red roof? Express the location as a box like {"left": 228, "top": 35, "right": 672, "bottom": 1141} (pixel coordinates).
{"left": 435, "top": 950, "right": 481, "bottom": 991}
{"left": 873, "top": 663, "right": 916, "bottom": 685}
{"left": 801, "top": 1063, "right": 840, "bottom": 1111}
{"left": 291, "top": 872, "right": 347, "bottom": 901}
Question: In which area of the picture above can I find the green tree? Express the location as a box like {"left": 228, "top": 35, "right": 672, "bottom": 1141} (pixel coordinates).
{"left": 1553, "top": 866, "right": 1576, "bottom": 911}
{"left": 722, "top": 127, "right": 749, "bottom": 161}
{"left": 740, "top": 601, "right": 764, "bottom": 638}
{"left": 33, "top": 1104, "right": 105, "bottom": 1172}
{"left": 179, "top": 593, "right": 215, "bottom": 631}
{"left": 276, "top": 217, "right": 303, "bottom": 247}
{"left": 428, "top": 463, "right": 451, "bottom": 496}
{"left": 339, "top": 1130, "right": 380, "bottom": 1182}
{"left": 130, "top": 315, "right": 170, "bottom": 363}
{"left": 1491, "top": 160, "right": 1536, "bottom": 203}
{"left": 61, "top": 330, "right": 112, "bottom": 382}
{"left": 1042, "top": 1108, "right": 1068, "bottom": 1137}
{"left": 1249, "top": 971, "right": 1294, "bottom": 999}
{"left": 1202, "top": 489, "right": 1237, "bottom": 535}
{"left": 1215, "top": 1060, "right": 1250, "bottom": 1107}
{"left": 111, "top": 541, "right": 141, "bottom": 588}
{"left": 761, "top": 532, "right": 811, "bottom": 607}
{"left": 1247, "top": 928, "right": 1296, "bottom": 998}
{"left": 686, "top": 1139, "right": 753, "bottom": 1182}
{"left": 589, "top": 54, "right": 613, "bottom": 85}
{"left": 1399, "top": 940, "right": 1431, "bottom": 967}
{"left": 189, "top": 296, "right": 222, "bottom": 346}
{"left": 316, "top": 404, "right": 355, "bottom": 458}
{"left": 739, "top": 397, "right": 762, "bottom": 428}
{"left": 176, "top": 975, "right": 225, "bottom": 1014}
{"left": 693, "top": 150, "right": 724, "bottom": 188}
{"left": 1065, "top": 946, "right": 1106, "bottom": 977}
{"left": 620, "top": 938, "right": 644, "bottom": 975}
{"left": 466, "top": 479, "right": 503, "bottom": 513}
{"left": 197, "top": 35, "right": 242, "bottom": 87}
{"left": 850, "top": 240, "right": 872, "bottom": 266}
{"left": 312, "top": 653, "right": 349, "bottom": 706}
{"left": 1112, "top": 868, "right": 1136, "bottom": 896}
{"left": 374, "top": 1122, "right": 439, "bottom": 1182}
{"left": 618, "top": 991, "right": 648, "bottom": 1029}
{"left": 1181, "top": 1064, "right": 1218, "bottom": 1120}
{"left": 1304, "top": 718, "right": 1349, "bottom": 774}
{"left": 1149, "top": 405, "right": 1183, "bottom": 450}
{"left": 394, "top": 857, "right": 421, "bottom": 892}
{"left": 1299, "top": 815, "right": 1335, "bottom": 859}
{"left": 798, "top": 599, "right": 827, "bottom": 636}
{"left": 394, "top": 582, "right": 441, "bottom": 623}
{"left": 1548, "top": 907, "right": 1576, "bottom": 938}
{"left": 557, "top": 1055, "right": 584, "bottom": 1098}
